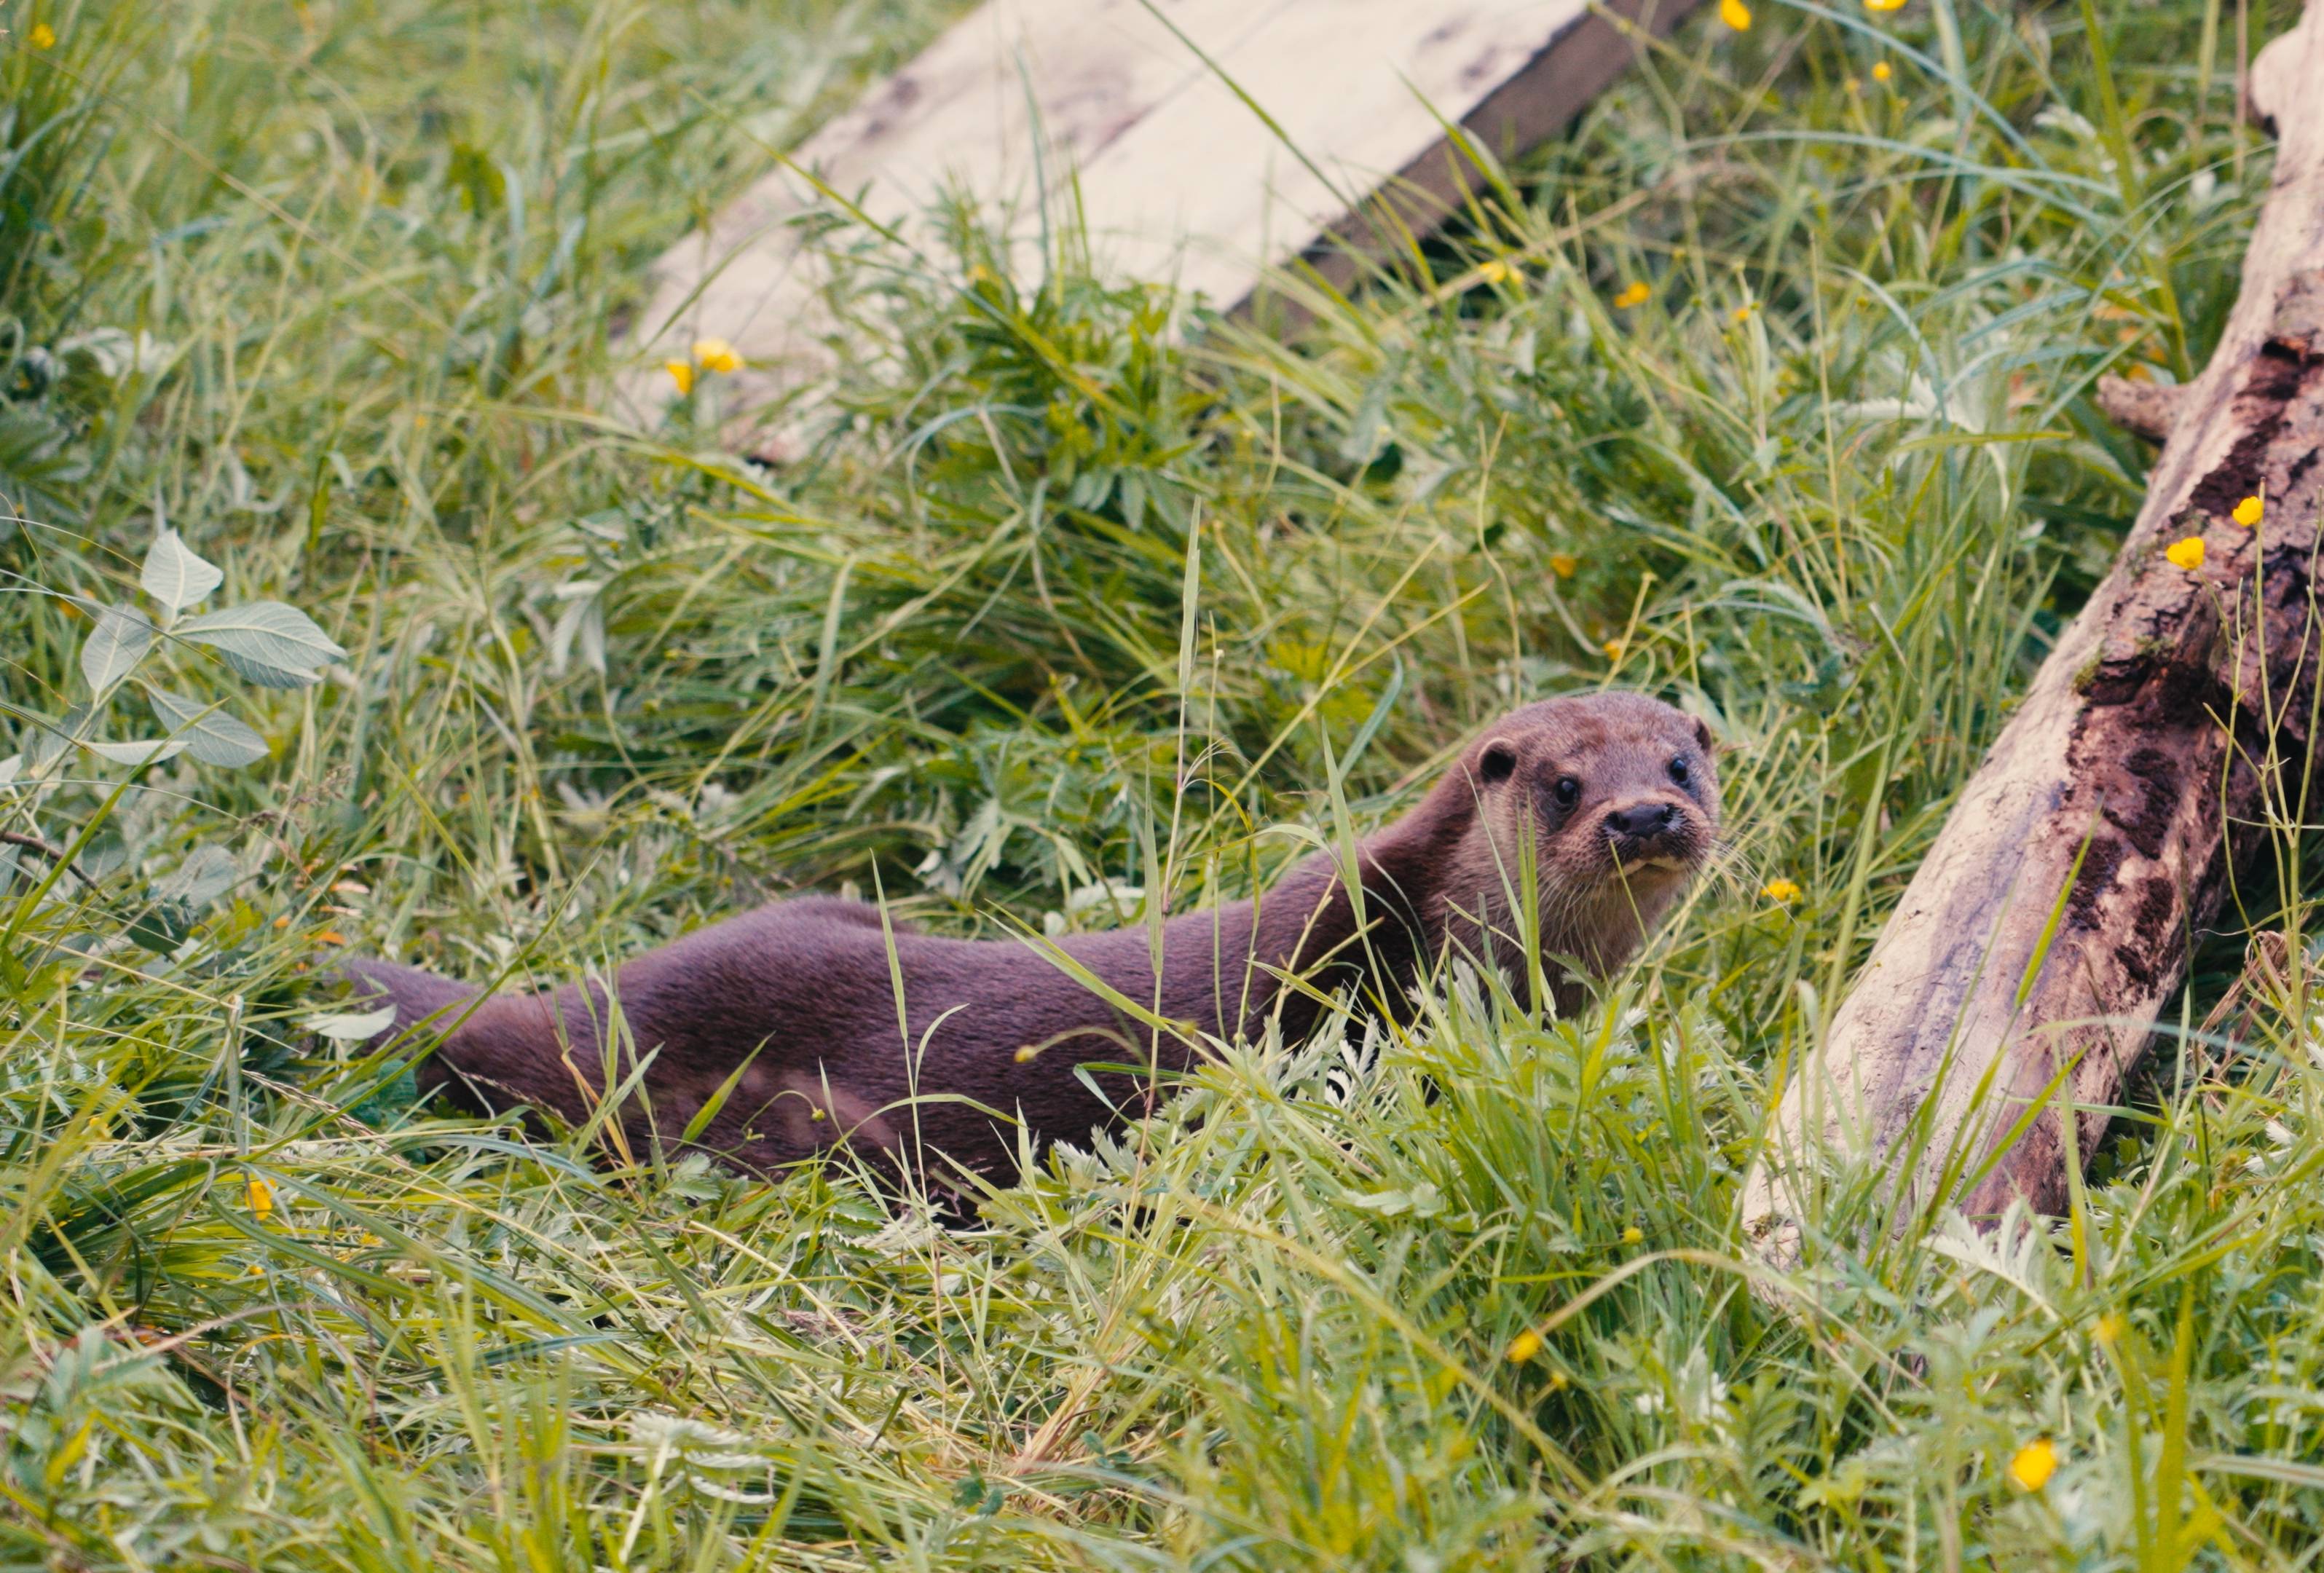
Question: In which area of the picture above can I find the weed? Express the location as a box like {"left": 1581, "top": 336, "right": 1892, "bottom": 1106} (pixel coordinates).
{"left": 2, "top": 0, "right": 2319, "bottom": 1566}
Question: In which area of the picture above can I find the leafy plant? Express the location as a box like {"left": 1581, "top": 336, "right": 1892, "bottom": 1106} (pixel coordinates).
{"left": 3, "top": 0, "right": 2320, "bottom": 1567}
{"left": 9, "top": 525, "right": 336, "bottom": 789}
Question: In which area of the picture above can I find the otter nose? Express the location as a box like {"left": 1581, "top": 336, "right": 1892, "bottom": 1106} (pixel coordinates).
{"left": 1605, "top": 803, "right": 1677, "bottom": 838}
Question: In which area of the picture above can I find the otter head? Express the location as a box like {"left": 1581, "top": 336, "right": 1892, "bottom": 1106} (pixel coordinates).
{"left": 1446, "top": 691, "right": 1720, "bottom": 982}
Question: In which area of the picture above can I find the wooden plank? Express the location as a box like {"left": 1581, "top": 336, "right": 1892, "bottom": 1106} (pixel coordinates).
{"left": 1738, "top": 1, "right": 2324, "bottom": 1263}
{"left": 615, "top": 0, "right": 1698, "bottom": 443}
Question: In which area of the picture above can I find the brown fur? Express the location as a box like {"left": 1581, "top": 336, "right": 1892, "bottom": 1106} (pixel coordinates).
{"left": 342, "top": 692, "right": 1717, "bottom": 1186}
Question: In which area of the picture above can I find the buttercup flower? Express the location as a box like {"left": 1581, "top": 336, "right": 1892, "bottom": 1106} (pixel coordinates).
{"left": 2165, "top": 535, "right": 2205, "bottom": 571}
{"left": 1620, "top": 1225, "right": 1644, "bottom": 1245}
{"left": 30, "top": 22, "right": 57, "bottom": 48}
{"left": 1478, "top": 259, "right": 1517, "bottom": 285}
{"left": 2233, "top": 494, "right": 2264, "bottom": 528}
{"left": 1866, "top": 0, "right": 1907, "bottom": 12}
{"left": 665, "top": 359, "right": 696, "bottom": 395}
{"left": 1720, "top": 0, "right": 1752, "bottom": 29}
{"left": 1603, "top": 639, "right": 1626, "bottom": 661}
{"left": 1614, "top": 280, "right": 1652, "bottom": 309}
{"left": 1549, "top": 553, "right": 1580, "bottom": 578}
{"left": 2007, "top": 1438, "right": 2059, "bottom": 1491}
{"left": 244, "top": 1176, "right": 275, "bottom": 1218}
{"left": 1505, "top": 1330, "right": 1543, "bottom": 1363}
{"left": 1762, "top": 878, "right": 1803, "bottom": 903}
{"left": 1872, "top": 61, "right": 1894, "bottom": 82}
{"left": 692, "top": 337, "right": 744, "bottom": 374}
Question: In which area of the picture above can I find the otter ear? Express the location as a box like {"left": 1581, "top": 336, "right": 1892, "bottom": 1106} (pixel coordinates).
{"left": 1692, "top": 717, "right": 1713, "bottom": 753}
{"left": 1478, "top": 739, "right": 1517, "bottom": 784}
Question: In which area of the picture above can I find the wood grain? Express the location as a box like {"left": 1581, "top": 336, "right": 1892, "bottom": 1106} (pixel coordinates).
{"left": 1741, "top": 0, "right": 2324, "bottom": 1260}
{"left": 615, "top": 0, "right": 1698, "bottom": 442}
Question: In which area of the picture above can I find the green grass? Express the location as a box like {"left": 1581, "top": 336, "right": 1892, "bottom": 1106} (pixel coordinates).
{"left": 4, "top": 0, "right": 2323, "bottom": 1564}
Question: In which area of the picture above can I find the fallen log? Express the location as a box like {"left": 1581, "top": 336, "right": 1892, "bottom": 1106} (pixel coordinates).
{"left": 1741, "top": 1, "right": 2324, "bottom": 1258}
{"left": 2092, "top": 374, "right": 2187, "bottom": 443}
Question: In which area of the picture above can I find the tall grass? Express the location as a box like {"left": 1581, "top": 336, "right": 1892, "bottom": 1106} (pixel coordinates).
{"left": 5, "top": 0, "right": 2321, "bottom": 1566}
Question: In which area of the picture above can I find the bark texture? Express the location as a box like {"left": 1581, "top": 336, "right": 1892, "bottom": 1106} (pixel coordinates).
{"left": 1742, "top": 2, "right": 2324, "bottom": 1255}
{"left": 2094, "top": 374, "right": 2188, "bottom": 443}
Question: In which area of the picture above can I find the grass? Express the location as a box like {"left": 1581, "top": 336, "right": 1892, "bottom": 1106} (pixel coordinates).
{"left": 4, "top": 0, "right": 2322, "bottom": 1564}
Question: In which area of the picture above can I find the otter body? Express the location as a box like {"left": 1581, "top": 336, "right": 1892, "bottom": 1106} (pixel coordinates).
{"left": 347, "top": 693, "right": 1717, "bottom": 1183}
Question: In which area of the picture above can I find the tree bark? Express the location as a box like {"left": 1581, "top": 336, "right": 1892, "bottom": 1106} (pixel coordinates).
{"left": 1741, "top": 2, "right": 2324, "bottom": 1258}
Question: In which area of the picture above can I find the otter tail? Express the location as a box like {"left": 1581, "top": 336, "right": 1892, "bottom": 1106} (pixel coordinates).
{"left": 339, "top": 956, "right": 480, "bottom": 1045}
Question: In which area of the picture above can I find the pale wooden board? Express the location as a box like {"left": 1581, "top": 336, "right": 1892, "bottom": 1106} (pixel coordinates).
{"left": 617, "top": 0, "right": 1698, "bottom": 440}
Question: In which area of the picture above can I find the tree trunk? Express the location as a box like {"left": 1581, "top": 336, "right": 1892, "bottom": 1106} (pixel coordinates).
{"left": 1741, "top": 3, "right": 2324, "bottom": 1258}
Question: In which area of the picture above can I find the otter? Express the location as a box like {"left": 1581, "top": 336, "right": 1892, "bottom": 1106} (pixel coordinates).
{"left": 344, "top": 692, "right": 1717, "bottom": 1186}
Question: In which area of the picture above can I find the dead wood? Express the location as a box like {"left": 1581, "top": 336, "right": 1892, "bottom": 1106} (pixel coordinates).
{"left": 1741, "top": 1, "right": 2324, "bottom": 1260}
{"left": 610, "top": 0, "right": 1700, "bottom": 453}
{"left": 2094, "top": 374, "right": 2189, "bottom": 442}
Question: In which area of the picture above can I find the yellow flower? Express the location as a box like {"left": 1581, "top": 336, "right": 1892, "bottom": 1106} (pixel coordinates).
{"left": 243, "top": 1175, "right": 275, "bottom": 1218}
{"left": 29, "top": 22, "right": 57, "bottom": 48}
{"left": 1732, "top": 301, "right": 1757, "bottom": 323}
{"left": 1602, "top": 639, "right": 1626, "bottom": 661}
{"left": 1872, "top": 60, "right": 1894, "bottom": 82}
{"left": 1720, "top": 0, "right": 1752, "bottom": 29}
{"left": 1762, "top": 878, "right": 1803, "bottom": 904}
{"left": 2164, "top": 535, "right": 2205, "bottom": 571}
{"left": 1613, "top": 280, "right": 1652, "bottom": 310}
{"left": 2232, "top": 494, "right": 2264, "bottom": 528}
{"left": 1620, "top": 1225, "right": 1644, "bottom": 1245}
{"left": 2006, "top": 1438, "right": 2059, "bottom": 1491}
{"left": 1505, "top": 1330, "right": 1543, "bottom": 1363}
{"left": 664, "top": 358, "right": 695, "bottom": 395}
{"left": 1866, "top": 0, "right": 1907, "bottom": 11}
{"left": 1477, "top": 259, "right": 1516, "bottom": 285}
{"left": 1546, "top": 1370, "right": 1569, "bottom": 1391}
{"left": 2092, "top": 1313, "right": 2126, "bottom": 1347}
{"left": 692, "top": 337, "right": 744, "bottom": 374}
{"left": 1549, "top": 553, "right": 1579, "bottom": 578}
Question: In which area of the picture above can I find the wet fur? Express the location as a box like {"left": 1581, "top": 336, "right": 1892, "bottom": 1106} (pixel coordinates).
{"left": 343, "top": 692, "right": 1717, "bottom": 1186}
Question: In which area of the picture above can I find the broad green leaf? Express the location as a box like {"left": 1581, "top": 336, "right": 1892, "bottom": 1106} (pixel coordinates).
{"left": 177, "top": 601, "right": 346, "bottom": 682}
{"left": 155, "top": 844, "right": 239, "bottom": 905}
{"left": 147, "top": 689, "right": 270, "bottom": 767}
{"left": 304, "top": 1006, "right": 398, "bottom": 1041}
{"left": 141, "top": 528, "right": 223, "bottom": 615}
{"left": 80, "top": 738, "right": 189, "bottom": 767}
{"left": 219, "top": 650, "right": 327, "bottom": 689}
{"left": 24, "top": 704, "right": 90, "bottom": 771}
{"left": 79, "top": 604, "right": 152, "bottom": 693}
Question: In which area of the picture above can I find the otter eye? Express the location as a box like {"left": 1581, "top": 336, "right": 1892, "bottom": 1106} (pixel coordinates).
{"left": 1553, "top": 776, "right": 1580, "bottom": 808}
{"left": 1669, "top": 757, "right": 1690, "bottom": 785}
